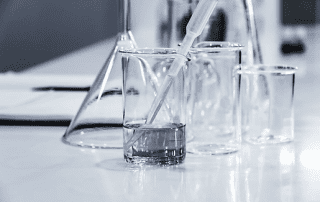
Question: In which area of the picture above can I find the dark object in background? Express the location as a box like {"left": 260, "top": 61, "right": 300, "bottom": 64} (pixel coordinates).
{"left": 281, "top": 40, "right": 305, "bottom": 54}
{"left": 281, "top": 0, "right": 317, "bottom": 25}
{"left": 280, "top": 0, "right": 314, "bottom": 55}
{"left": 0, "top": 0, "right": 117, "bottom": 73}
{"left": 178, "top": 8, "right": 227, "bottom": 42}
{"left": 202, "top": 8, "right": 227, "bottom": 41}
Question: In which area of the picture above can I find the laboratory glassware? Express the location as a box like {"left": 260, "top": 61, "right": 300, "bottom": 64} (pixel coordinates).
{"left": 62, "top": 0, "right": 137, "bottom": 148}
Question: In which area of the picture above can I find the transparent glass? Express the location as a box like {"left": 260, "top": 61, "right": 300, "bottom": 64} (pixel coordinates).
{"left": 241, "top": 0, "right": 263, "bottom": 64}
{"left": 62, "top": 0, "right": 137, "bottom": 148}
{"left": 186, "top": 42, "right": 242, "bottom": 155}
{"left": 121, "top": 48, "right": 187, "bottom": 165}
{"left": 157, "top": 0, "right": 194, "bottom": 48}
{"left": 194, "top": 0, "right": 262, "bottom": 65}
{"left": 138, "top": 0, "right": 262, "bottom": 63}
{"left": 239, "top": 65, "right": 297, "bottom": 145}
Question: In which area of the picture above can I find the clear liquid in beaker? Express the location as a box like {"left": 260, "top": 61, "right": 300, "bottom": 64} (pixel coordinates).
{"left": 123, "top": 122, "right": 186, "bottom": 165}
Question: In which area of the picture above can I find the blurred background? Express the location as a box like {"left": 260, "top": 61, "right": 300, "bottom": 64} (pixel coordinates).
{"left": 0, "top": 0, "right": 318, "bottom": 77}
{"left": 0, "top": 0, "right": 118, "bottom": 73}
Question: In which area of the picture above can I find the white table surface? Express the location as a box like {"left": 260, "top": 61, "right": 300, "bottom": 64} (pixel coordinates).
{"left": 0, "top": 89, "right": 318, "bottom": 202}
{"left": 0, "top": 69, "right": 319, "bottom": 202}
{"left": 1, "top": 34, "right": 320, "bottom": 201}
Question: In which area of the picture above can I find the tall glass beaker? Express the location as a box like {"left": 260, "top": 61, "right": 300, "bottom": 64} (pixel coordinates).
{"left": 121, "top": 48, "right": 188, "bottom": 165}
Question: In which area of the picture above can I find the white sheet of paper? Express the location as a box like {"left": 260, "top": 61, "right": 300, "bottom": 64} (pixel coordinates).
{"left": 0, "top": 74, "right": 122, "bottom": 122}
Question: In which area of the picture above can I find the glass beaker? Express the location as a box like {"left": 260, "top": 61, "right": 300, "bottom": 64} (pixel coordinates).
{"left": 239, "top": 65, "right": 297, "bottom": 145}
{"left": 186, "top": 42, "right": 242, "bottom": 155}
{"left": 120, "top": 48, "right": 188, "bottom": 165}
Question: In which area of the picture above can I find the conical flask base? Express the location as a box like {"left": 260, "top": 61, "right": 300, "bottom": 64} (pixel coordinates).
{"left": 62, "top": 125, "right": 123, "bottom": 149}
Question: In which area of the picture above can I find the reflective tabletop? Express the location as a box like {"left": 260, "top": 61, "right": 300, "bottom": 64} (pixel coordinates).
{"left": 0, "top": 71, "right": 319, "bottom": 201}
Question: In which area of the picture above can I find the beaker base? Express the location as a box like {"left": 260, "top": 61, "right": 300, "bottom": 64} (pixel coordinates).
{"left": 187, "top": 142, "right": 239, "bottom": 155}
{"left": 245, "top": 135, "right": 293, "bottom": 145}
{"left": 124, "top": 154, "right": 185, "bottom": 165}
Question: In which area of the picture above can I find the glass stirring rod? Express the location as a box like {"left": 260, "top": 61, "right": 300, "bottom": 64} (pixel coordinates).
{"left": 124, "top": 0, "right": 219, "bottom": 151}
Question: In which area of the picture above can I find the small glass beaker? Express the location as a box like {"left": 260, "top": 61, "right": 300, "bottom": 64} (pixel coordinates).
{"left": 186, "top": 42, "right": 242, "bottom": 155}
{"left": 239, "top": 65, "right": 297, "bottom": 144}
{"left": 120, "top": 48, "right": 188, "bottom": 165}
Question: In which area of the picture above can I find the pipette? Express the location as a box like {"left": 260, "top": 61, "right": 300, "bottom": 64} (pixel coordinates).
{"left": 124, "top": 0, "right": 219, "bottom": 151}
{"left": 147, "top": 0, "right": 218, "bottom": 124}
{"left": 147, "top": 0, "right": 218, "bottom": 123}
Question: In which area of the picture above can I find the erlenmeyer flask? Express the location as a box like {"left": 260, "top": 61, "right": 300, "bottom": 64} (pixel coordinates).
{"left": 195, "top": 0, "right": 263, "bottom": 64}
{"left": 158, "top": 0, "right": 263, "bottom": 64}
{"left": 62, "top": 0, "right": 137, "bottom": 149}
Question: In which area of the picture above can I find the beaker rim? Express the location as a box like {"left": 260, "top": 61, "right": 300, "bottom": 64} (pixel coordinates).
{"left": 190, "top": 41, "right": 243, "bottom": 53}
{"left": 237, "top": 64, "right": 298, "bottom": 74}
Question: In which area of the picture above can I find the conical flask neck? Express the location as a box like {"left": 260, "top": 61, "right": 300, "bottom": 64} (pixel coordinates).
{"left": 242, "top": 0, "right": 263, "bottom": 64}
{"left": 118, "top": 0, "right": 131, "bottom": 33}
